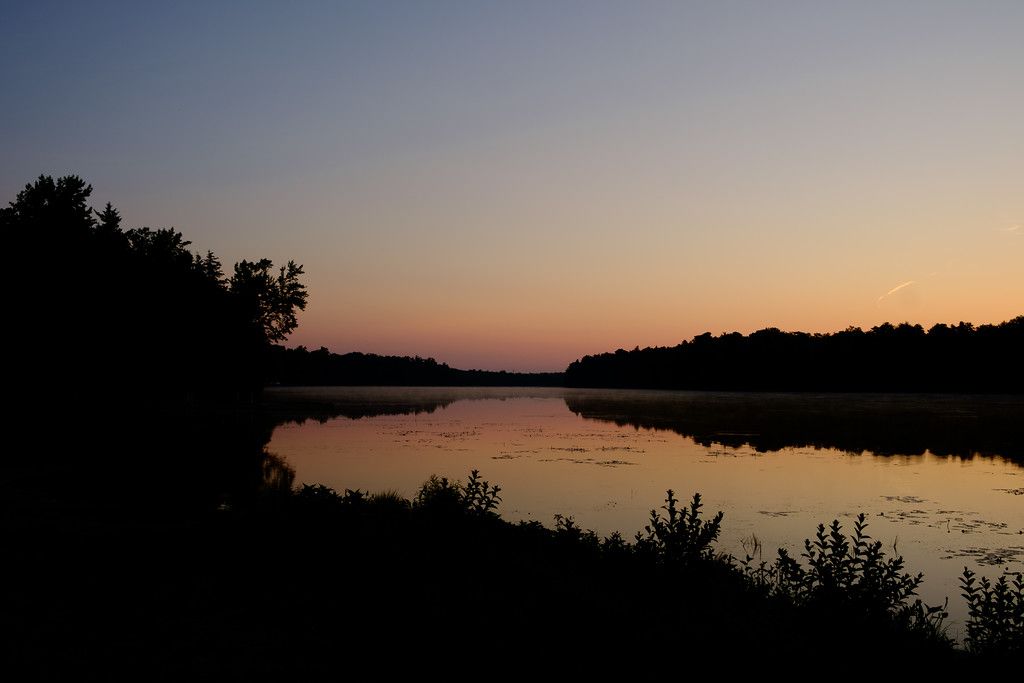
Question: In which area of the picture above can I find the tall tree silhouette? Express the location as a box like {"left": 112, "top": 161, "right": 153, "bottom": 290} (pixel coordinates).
{"left": 1, "top": 174, "right": 308, "bottom": 397}
{"left": 230, "top": 258, "right": 308, "bottom": 344}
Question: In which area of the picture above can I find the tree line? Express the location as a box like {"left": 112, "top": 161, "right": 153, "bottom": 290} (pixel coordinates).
{"left": 2, "top": 175, "right": 307, "bottom": 397}
{"left": 565, "top": 320, "right": 1024, "bottom": 392}
{"left": 267, "top": 346, "right": 564, "bottom": 387}
{"left": 6, "top": 174, "right": 1021, "bottom": 395}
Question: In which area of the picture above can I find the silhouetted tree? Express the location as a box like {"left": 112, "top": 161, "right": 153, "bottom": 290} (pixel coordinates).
{"left": 1, "top": 174, "right": 308, "bottom": 397}
{"left": 230, "top": 258, "right": 308, "bottom": 344}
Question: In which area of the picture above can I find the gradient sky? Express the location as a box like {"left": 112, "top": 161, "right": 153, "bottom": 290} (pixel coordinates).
{"left": 3, "top": 1, "right": 1021, "bottom": 370}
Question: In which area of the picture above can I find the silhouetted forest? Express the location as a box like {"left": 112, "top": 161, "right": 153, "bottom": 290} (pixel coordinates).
{"left": 566, "top": 320, "right": 1024, "bottom": 392}
{"left": 2, "top": 175, "right": 307, "bottom": 397}
{"left": 267, "top": 345, "right": 564, "bottom": 387}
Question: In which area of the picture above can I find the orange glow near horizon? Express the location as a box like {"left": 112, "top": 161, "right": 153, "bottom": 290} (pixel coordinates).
{"left": 288, "top": 267, "right": 1023, "bottom": 371}
{"left": 276, "top": 153, "right": 1022, "bottom": 372}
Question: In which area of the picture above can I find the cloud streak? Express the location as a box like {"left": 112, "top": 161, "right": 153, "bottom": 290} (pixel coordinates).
{"left": 877, "top": 280, "right": 916, "bottom": 304}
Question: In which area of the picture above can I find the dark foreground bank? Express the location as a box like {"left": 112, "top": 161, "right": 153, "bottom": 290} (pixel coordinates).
{"left": 5, "top": 404, "right": 1019, "bottom": 680}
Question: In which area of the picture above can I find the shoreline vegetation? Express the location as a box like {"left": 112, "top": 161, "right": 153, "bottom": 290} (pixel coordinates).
{"left": 9, "top": 454, "right": 1020, "bottom": 677}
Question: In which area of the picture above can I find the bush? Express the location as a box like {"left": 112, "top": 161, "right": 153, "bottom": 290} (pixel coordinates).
{"left": 960, "top": 568, "right": 1023, "bottom": 655}
{"left": 461, "top": 470, "right": 502, "bottom": 516}
{"left": 634, "top": 490, "right": 724, "bottom": 566}
{"left": 553, "top": 514, "right": 600, "bottom": 550}
{"left": 414, "top": 469, "right": 502, "bottom": 517}
{"left": 369, "top": 489, "right": 410, "bottom": 511}
{"left": 741, "top": 514, "right": 948, "bottom": 639}
{"left": 294, "top": 483, "right": 366, "bottom": 508}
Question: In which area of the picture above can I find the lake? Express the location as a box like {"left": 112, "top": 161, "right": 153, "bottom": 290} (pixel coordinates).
{"left": 265, "top": 386, "right": 1023, "bottom": 635}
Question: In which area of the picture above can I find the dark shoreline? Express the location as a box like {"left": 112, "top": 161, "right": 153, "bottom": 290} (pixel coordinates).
{"left": 6, "top": 391, "right": 1020, "bottom": 679}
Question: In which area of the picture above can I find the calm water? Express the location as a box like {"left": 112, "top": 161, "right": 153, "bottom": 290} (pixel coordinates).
{"left": 266, "top": 386, "right": 1023, "bottom": 635}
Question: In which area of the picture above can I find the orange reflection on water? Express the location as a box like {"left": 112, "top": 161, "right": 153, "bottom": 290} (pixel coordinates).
{"left": 267, "top": 387, "right": 1023, "bottom": 634}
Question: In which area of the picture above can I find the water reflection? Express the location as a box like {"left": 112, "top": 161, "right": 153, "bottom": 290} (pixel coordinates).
{"left": 267, "top": 386, "right": 1024, "bottom": 463}
{"left": 562, "top": 390, "right": 1024, "bottom": 462}
{"left": 267, "top": 386, "right": 459, "bottom": 422}
{"left": 264, "top": 386, "right": 1024, "bottom": 635}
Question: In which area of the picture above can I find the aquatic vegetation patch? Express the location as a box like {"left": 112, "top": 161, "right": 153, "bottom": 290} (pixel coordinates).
{"left": 538, "top": 456, "right": 637, "bottom": 467}
{"left": 948, "top": 517, "right": 1013, "bottom": 534}
{"left": 942, "top": 545, "right": 1024, "bottom": 566}
{"left": 883, "top": 495, "right": 928, "bottom": 503}
{"left": 436, "top": 430, "right": 481, "bottom": 439}
{"left": 995, "top": 487, "right": 1024, "bottom": 496}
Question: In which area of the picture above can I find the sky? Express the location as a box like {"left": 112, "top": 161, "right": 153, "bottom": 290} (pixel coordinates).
{"left": 2, "top": 1, "right": 1021, "bottom": 371}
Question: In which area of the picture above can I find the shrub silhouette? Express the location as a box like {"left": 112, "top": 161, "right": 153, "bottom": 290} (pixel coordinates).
{"left": 414, "top": 469, "right": 501, "bottom": 517}
{"left": 741, "top": 514, "right": 948, "bottom": 639}
{"left": 553, "top": 514, "right": 601, "bottom": 551}
{"left": 369, "top": 489, "right": 411, "bottom": 511}
{"left": 461, "top": 470, "right": 502, "bottom": 517}
{"left": 960, "top": 568, "right": 1023, "bottom": 654}
{"left": 294, "top": 483, "right": 368, "bottom": 510}
{"left": 634, "top": 490, "right": 724, "bottom": 566}
{"left": 414, "top": 473, "right": 464, "bottom": 513}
